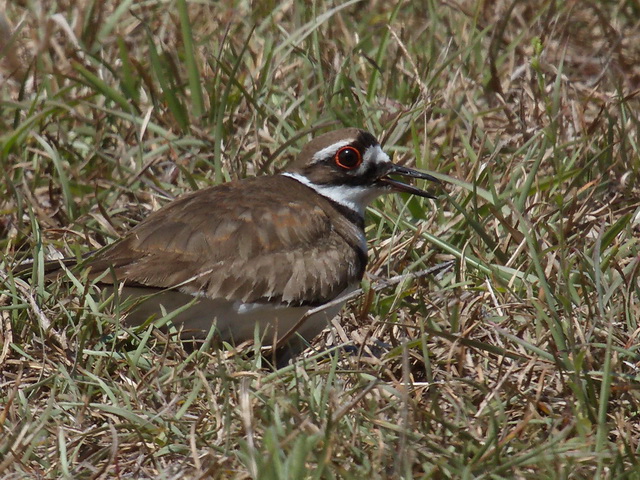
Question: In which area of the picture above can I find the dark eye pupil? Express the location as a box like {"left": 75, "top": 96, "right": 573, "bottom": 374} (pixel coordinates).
{"left": 338, "top": 148, "right": 359, "bottom": 168}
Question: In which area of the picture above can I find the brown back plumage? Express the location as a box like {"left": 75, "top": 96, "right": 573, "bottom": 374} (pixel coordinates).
{"left": 86, "top": 175, "right": 366, "bottom": 306}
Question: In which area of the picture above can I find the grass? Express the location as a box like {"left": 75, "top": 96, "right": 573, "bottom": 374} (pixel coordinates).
{"left": 1, "top": 0, "right": 640, "bottom": 478}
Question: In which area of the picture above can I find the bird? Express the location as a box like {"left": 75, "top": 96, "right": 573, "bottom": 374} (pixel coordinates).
{"left": 54, "top": 128, "right": 440, "bottom": 363}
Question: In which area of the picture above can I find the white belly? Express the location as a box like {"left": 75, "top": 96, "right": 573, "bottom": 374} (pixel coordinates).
{"left": 109, "top": 285, "right": 355, "bottom": 348}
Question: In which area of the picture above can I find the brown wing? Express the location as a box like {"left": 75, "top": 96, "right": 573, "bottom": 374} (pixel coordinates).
{"left": 86, "top": 175, "right": 366, "bottom": 306}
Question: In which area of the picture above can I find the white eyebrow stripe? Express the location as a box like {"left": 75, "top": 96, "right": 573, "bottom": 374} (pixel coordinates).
{"left": 311, "top": 140, "right": 354, "bottom": 163}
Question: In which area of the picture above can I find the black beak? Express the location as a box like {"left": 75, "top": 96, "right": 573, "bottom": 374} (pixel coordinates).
{"left": 378, "top": 164, "right": 441, "bottom": 199}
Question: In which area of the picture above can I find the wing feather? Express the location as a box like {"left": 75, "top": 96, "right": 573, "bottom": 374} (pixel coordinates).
{"left": 86, "top": 176, "right": 366, "bottom": 306}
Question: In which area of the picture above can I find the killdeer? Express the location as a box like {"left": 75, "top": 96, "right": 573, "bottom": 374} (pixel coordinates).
{"left": 61, "top": 128, "right": 439, "bottom": 361}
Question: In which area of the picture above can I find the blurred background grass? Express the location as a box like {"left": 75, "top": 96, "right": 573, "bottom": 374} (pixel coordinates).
{"left": 1, "top": 0, "right": 639, "bottom": 478}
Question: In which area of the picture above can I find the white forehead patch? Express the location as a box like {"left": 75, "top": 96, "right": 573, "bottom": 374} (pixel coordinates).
{"left": 362, "top": 145, "right": 391, "bottom": 166}
{"left": 311, "top": 140, "right": 354, "bottom": 163}
{"left": 354, "top": 144, "right": 391, "bottom": 176}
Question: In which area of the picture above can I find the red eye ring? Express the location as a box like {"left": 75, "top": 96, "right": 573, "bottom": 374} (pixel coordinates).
{"left": 334, "top": 146, "right": 362, "bottom": 170}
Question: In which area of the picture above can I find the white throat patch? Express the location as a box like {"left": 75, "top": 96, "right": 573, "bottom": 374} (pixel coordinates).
{"left": 282, "top": 172, "right": 382, "bottom": 216}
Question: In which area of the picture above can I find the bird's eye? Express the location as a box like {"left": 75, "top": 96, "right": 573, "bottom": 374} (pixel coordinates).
{"left": 334, "top": 146, "right": 362, "bottom": 170}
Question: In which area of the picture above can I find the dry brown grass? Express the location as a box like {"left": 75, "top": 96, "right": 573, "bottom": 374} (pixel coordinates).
{"left": 1, "top": 0, "right": 640, "bottom": 478}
